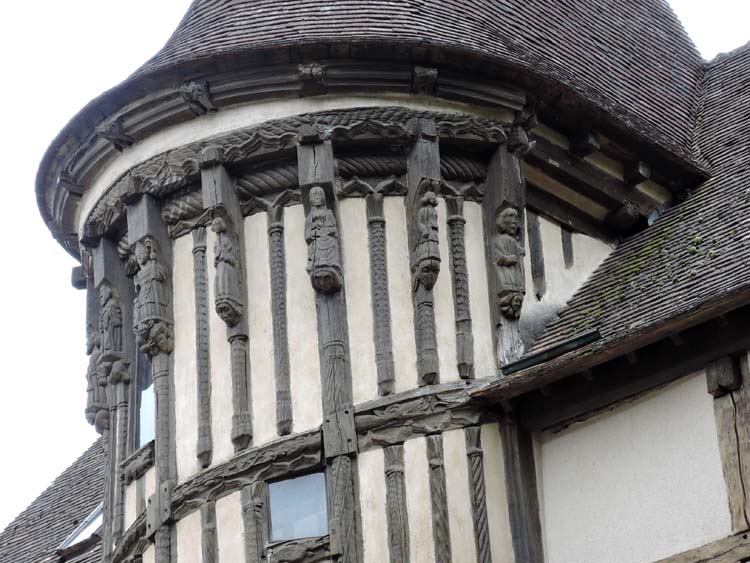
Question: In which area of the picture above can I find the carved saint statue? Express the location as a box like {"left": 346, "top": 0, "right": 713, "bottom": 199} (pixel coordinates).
{"left": 305, "top": 186, "right": 343, "bottom": 294}
{"left": 98, "top": 283, "right": 123, "bottom": 360}
{"left": 493, "top": 207, "right": 525, "bottom": 319}
{"left": 133, "top": 239, "right": 173, "bottom": 355}
{"left": 412, "top": 191, "right": 441, "bottom": 291}
{"left": 212, "top": 217, "right": 244, "bottom": 326}
{"left": 85, "top": 323, "right": 101, "bottom": 426}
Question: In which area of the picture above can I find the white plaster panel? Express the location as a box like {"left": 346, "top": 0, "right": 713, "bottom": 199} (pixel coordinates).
{"left": 216, "top": 491, "right": 244, "bottom": 563}
{"left": 207, "top": 230, "right": 235, "bottom": 465}
{"left": 176, "top": 509, "right": 202, "bottom": 563}
{"left": 570, "top": 229, "right": 611, "bottom": 284}
{"left": 173, "top": 235, "right": 199, "bottom": 482}
{"left": 537, "top": 372, "right": 732, "bottom": 563}
{"left": 434, "top": 200, "right": 458, "bottom": 382}
{"left": 404, "top": 437, "right": 436, "bottom": 563}
{"left": 385, "top": 198, "right": 418, "bottom": 393}
{"left": 464, "top": 202, "right": 495, "bottom": 378}
{"left": 78, "top": 96, "right": 513, "bottom": 233}
{"left": 442, "top": 429, "right": 477, "bottom": 563}
{"left": 339, "top": 198, "right": 377, "bottom": 404}
{"left": 245, "top": 213, "right": 277, "bottom": 447}
{"left": 481, "top": 423, "right": 515, "bottom": 563}
{"left": 358, "top": 448, "right": 389, "bottom": 562}
{"left": 284, "top": 205, "right": 323, "bottom": 433}
{"left": 124, "top": 481, "right": 137, "bottom": 530}
{"left": 144, "top": 467, "right": 156, "bottom": 503}
{"left": 142, "top": 546, "right": 155, "bottom": 563}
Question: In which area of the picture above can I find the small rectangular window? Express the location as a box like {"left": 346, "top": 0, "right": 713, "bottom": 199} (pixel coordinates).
{"left": 269, "top": 473, "right": 328, "bottom": 542}
{"left": 136, "top": 350, "right": 155, "bottom": 447}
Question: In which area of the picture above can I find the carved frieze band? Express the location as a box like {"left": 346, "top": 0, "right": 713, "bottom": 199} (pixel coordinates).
{"left": 242, "top": 481, "right": 268, "bottom": 563}
{"left": 465, "top": 426, "right": 492, "bottom": 563}
{"left": 192, "top": 227, "right": 213, "bottom": 468}
{"left": 384, "top": 445, "right": 410, "bottom": 562}
{"left": 445, "top": 196, "right": 475, "bottom": 379}
{"left": 427, "top": 434, "right": 452, "bottom": 563}
{"left": 83, "top": 107, "right": 511, "bottom": 243}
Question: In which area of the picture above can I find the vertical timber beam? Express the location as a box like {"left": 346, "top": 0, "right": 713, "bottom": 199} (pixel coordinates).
{"left": 707, "top": 355, "right": 750, "bottom": 533}
{"left": 192, "top": 227, "right": 213, "bottom": 468}
{"left": 483, "top": 134, "right": 527, "bottom": 367}
{"left": 427, "top": 434, "right": 452, "bottom": 563}
{"left": 501, "top": 416, "right": 544, "bottom": 563}
{"left": 297, "top": 124, "right": 363, "bottom": 563}
{"left": 445, "top": 196, "right": 474, "bottom": 379}
{"left": 201, "top": 146, "right": 253, "bottom": 451}
{"left": 465, "top": 427, "right": 491, "bottom": 563}
{"left": 366, "top": 193, "right": 396, "bottom": 395}
{"left": 406, "top": 118, "right": 442, "bottom": 386}
{"left": 384, "top": 444, "right": 410, "bottom": 562}
{"left": 526, "top": 210, "right": 546, "bottom": 301}
{"left": 93, "top": 237, "right": 135, "bottom": 554}
{"left": 268, "top": 203, "right": 293, "bottom": 435}
{"left": 201, "top": 501, "right": 218, "bottom": 563}
{"left": 127, "top": 193, "right": 175, "bottom": 563}
{"left": 242, "top": 482, "right": 269, "bottom": 563}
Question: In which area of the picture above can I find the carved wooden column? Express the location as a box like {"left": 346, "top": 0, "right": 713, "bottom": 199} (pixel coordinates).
{"left": 93, "top": 237, "right": 135, "bottom": 554}
{"left": 366, "top": 193, "right": 396, "bottom": 395}
{"left": 192, "top": 227, "right": 213, "bottom": 468}
{"left": 297, "top": 125, "right": 363, "bottom": 563}
{"left": 445, "top": 196, "right": 474, "bottom": 379}
{"left": 427, "top": 434, "right": 451, "bottom": 563}
{"left": 268, "top": 202, "right": 293, "bottom": 435}
{"left": 127, "top": 193, "right": 175, "bottom": 563}
{"left": 384, "top": 444, "right": 409, "bottom": 562}
{"left": 241, "top": 481, "right": 268, "bottom": 563}
{"left": 483, "top": 132, "right": 528, "bottom": 367}
{"left": 201, "top": 146, "right": 253, "bottom": 451}
{"left": 201, "top": 501, "right": 218, "bottom": 563}
{"left": 465, "top": 427, "right": 491, "bottom": 563}
{"left": 406, "top": 118, "right": 442, "bottom": 386}
{"left": 707, "top": 355, "right": 750, "bottom": 533}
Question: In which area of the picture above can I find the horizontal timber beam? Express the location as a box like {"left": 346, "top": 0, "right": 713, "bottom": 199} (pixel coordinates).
{"left": 654, "top": 532, "right": 750, "bottom": 563}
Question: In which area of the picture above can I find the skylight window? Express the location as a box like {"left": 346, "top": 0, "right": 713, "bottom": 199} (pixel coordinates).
{"left": 58, "top": 503, "right": 103, "bottom": 550}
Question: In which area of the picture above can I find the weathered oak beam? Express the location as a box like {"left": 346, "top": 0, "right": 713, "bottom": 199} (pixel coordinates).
{"left": 654, "top": 532, "right": 750, "bottom": 563}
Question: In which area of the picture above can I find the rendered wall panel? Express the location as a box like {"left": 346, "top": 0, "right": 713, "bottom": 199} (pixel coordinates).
{"left": 443, "top": 429, "right": 478, "bottom": 563}
{"left": 434, "top": 200, "right": 458, "bottom": 382}
{"left": 124, "top": 481, "right": 137, "bottom": 530}
{"left": 404, "top": 437, "right": 436, "bottom": 563}
{"left": 481, "top": 423, "right": 515, "bottom": 563}
{"left": 216, "top": 491, "right": 244, "bottom": 563}
{"left": 176, "top": 509, "right": 202, "bottom": 563}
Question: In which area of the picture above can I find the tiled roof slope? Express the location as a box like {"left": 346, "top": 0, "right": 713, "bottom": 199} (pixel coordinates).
{"left": 0, "top": 440, "right": 104, "bottom": 563}
{"left": 135, "top": 0, "right": 703, "bottom": 160}
{"left": 477, "top": 43, "right": 750, "bottom": 398}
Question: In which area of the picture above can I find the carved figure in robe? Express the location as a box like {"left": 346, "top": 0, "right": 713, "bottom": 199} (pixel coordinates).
{"left": 98, "top": 283, "right": 123, "bottom": 360}
{"left": 85, "top": 323, "right": 101, "bottom": 426}
{"left": 133, "top": 239, "right": 173, "bottom": 355}
{"left": 305, "top": 186, "right": 343, "bottom": 293}
{"left": 211, "top": 216, "right": 244, "bottom": 326}
{"left": 493, "top": 207, "right": 525, "bottom": 319}
{"left": 412, "top": 190, "right": 441, "bottom": 291}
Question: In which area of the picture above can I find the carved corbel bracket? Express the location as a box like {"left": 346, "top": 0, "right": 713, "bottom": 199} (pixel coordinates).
{"left": 298, "top": 63, "right": 327, "bottom": 96}
{"left": 97, "top": 117, "right": 135, "bottom": 152}
{"left": 413, "top": 65, "right": 438, "bottom": 95}
{"left": 180, "top": 80, "right": 217, "bottom": 116}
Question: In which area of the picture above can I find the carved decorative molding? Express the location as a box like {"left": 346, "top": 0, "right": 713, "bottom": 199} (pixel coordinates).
{"left": 170, "top": 430, "right": 322, "bottom": 520}
{"left": 384, "top": 445, "right": 410, "bottom": 562}
{"left": 201, "top": 501, "right": 218, "bottom": 563}
{"left": 465, "top": 427, "right": 491, "bottom": 563}
{"left": 427, "top": 434, "right": 452, "bottom": 563}
{"left": 82, "top": 107, "right": 511, "bottom": 245}
{"left": 445, "top": 196, "right": 475, "bottom": 379}
{"left": 269, "top": 535, "right": 330, "bottom": 563}
{"left": 97, "top": 117, "right": 134, "bottom": 152}
{"left": 192, "top": 227, "right": 213, "bottom": 468}
{"left": 242, "top": 481, "right": 269, "bottom": 563}
{"left": 180, "top": 81, "right": 217, "bottom": 117}
{"left": 121, "top": 441, "right": 155, "bottom": 485}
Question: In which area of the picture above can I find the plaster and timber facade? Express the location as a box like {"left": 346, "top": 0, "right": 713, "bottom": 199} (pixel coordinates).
{"left": 22, "top": 1, "right": 750, "bottom": 562}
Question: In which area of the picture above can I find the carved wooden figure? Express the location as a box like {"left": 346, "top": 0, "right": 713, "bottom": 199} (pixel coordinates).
{"left": 212, "top": 216, "right": 244, "bottom": 326}
{"left": 493, "top": 207, "right": 525, "bottom": 320}
{"left": 133, "top": 239, "right": 174, "bottom": 356}
{"left": 305, "top": 185, "right": 343, "bottom": 294}
{"left": 98, "top": 283, "right": 123, "bottom": 359}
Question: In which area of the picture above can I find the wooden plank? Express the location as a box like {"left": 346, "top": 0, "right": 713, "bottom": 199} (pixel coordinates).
{"left": 526, "top": 210, "right": 546, "bottom": 300}
{"left": 654, "top": 532, "right": 750, "bottom": 563}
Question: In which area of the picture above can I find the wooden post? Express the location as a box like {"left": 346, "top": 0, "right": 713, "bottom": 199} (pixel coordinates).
{"left": 296, "top": 126, "right": 363, "bottom": 563}
{"left": 192, "top": 227, "right": 213, "bottom": 468}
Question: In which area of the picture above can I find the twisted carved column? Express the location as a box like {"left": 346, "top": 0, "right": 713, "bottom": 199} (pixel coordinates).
{"left": 384, "top": 445, "right": 409, "bottom": 562}
{"left": 192, "top": 227, "right": 213, "bottom": 468}
{"left": 465, "top": 427, "right": 491, "bottom": 563}
{"left": 427, "top": 434, "right": 452, "bottom": 563}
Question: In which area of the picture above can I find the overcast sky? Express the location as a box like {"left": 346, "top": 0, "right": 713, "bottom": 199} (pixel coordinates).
{"left": 0, "top": 0, "right": 747, "bottom": 534}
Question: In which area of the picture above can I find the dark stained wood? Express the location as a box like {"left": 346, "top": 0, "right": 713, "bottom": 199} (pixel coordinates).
{"left": 560, "top": 226, "right": 574, "bottom": 269}
{"left": 519, "top": 308, "right": 750, "bottom": 432}
{"left": 525, "top": 210, "right": 546, "bottom": 300}
{"left": 570, "top": 132, "right": 600, "bottom": 157}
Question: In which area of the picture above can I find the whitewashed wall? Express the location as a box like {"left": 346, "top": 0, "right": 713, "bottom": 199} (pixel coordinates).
{"left": 536, "top": 372, "right": 732, "bottom": 563}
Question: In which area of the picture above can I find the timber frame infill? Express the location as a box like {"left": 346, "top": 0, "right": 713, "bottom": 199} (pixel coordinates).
{"left": 111, "top": 380, "right": 498, "bottom": 563}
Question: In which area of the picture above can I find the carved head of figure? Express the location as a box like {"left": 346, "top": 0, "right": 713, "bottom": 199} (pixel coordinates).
{"left": 94, "top": 407, "right": 110, "bottom": 435}
{"left": 211, "top": 216, "right": 227, "bottom": 234}
{"left": 98, "top": 284, "right": 112, "bottom": 308}
{"left": 497, "top": 207, "right": 520, "bottom": 236}
{"left": 309, "top": 186, "right": 326, "bottom": 208}
{"left": 416, "top": 257, "right": 440, "bottom": 290}
{"left": 499, "top": 291, "right": 524, "bottom": 320}
{"left": 420, "top": 190, "right": 438, "bottom": 209}
{"left": 134, "top": 240, "right": 150, "bottom": 266}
